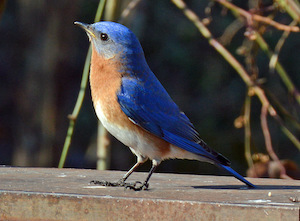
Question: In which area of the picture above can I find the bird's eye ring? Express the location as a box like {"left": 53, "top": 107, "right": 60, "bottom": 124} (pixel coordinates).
{"left": 100, "top": 33, "right": 108, "bottom": 41}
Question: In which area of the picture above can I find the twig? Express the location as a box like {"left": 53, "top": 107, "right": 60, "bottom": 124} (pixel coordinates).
{"left": 255, "top": 86, "right": 300, "bottom": 151}
{"left": 276, "top": 0, "right": 300, "bottom": 22}
{"left": 97, "top": 122, "right": 110, "bottom": 170}
{"left": 215, "top": 0, "right": 300, "bottom": 32}
{"left": 255, "top": 33, "right": 300, "bottom": 105}
{"left": 271, "top": 111, "right": 300, "bottom": 151}
{"left": 170, "top": 0, "right": 290, "bottom": 117}
{"left": 270, "top": 20, "right": 297, "bottom": 72}
{"left": 280, "top": 124, "right": 300, "bottom": 150}
{"left": 59, "top": 0, "right": 106, "bottom": 168}
{"left": 219, "top": 19, "right": 244, "bottom": 45}
{"left": 244, "top": 91, "right": 254, "bottom": 170}
{"left": 118, "top": 0, "right": 141, "bottom": 23}
{"left": 260, "top": 105, "right": 292, "bottom": 179}
{"left": 58, "top": 46, "right": 92, "bottom": 169}
{"left": 214, "top": 0, "right": 300, "bottom": 105}
{"left": 253, "top": 14, "right": 299, "bottom": 32}
{"left": 171, "top": 0, "right": 254, "bottom": 86}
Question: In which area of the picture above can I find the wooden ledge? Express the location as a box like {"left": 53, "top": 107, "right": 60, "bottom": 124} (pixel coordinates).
{"left": 0, "top": 167, "right": 299, "bottom": 220}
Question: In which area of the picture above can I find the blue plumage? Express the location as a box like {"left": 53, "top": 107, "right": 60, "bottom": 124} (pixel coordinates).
{"left": 76, "top": 21, "right": 256, "bottom": 189}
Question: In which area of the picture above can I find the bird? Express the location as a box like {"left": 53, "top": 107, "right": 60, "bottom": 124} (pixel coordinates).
{"left": 74, "top": 21, "right": 256, "bottom": 190}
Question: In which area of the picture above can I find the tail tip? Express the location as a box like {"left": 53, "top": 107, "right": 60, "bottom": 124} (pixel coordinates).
{"left": 246, "top": 182, "right": 257, "bottom": 189}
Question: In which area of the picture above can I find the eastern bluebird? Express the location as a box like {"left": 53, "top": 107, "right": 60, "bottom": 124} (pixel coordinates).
{"left": 75, "top": 21, "right": 256, "bottom": 190}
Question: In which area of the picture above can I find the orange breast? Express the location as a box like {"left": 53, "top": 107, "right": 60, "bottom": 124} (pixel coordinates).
{"left": 90, "top": 47, "right": 124, "bottom": 125}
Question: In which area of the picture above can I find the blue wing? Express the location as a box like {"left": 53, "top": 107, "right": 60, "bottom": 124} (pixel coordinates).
{"left": 117, "top": 75, "right": 256, "bottom": 188}
{"left": 117, "top": 75, "right": 230, "bottom": 166}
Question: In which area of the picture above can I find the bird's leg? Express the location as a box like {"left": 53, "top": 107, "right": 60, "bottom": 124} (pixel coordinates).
{"left": 90, "top": 155, "right": 147, "bottom": 187}
{"left": 115, "top": 160, "right": 144, "bottom": 186}
{"left": 125, "top": 159, "right": 160, "bottom": 191}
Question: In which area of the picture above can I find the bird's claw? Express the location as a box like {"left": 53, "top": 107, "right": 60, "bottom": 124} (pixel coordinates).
{"left": 125, "top": 181, "right": 149, "bottom": 191}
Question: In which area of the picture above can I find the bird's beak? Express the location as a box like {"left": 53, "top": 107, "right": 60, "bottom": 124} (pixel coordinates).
{"left": 74, "top": 21, "right": 96, "bottom": 39}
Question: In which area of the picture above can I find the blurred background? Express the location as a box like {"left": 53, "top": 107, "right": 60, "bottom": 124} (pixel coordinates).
{"left": 0, "top": 0, "right": 299, "bottom": 179}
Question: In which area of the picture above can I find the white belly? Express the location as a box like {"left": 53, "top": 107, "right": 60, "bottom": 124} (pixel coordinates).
{"left": 94, "top": 103, "right": 160, "bottom": 159}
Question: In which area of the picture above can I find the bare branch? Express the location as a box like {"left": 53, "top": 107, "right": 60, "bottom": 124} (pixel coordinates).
{"left": 215, "top": 0, "right": 300, "bottom": 32}
{"left": 260, "top": 105, "right": 292, "bottom": 179}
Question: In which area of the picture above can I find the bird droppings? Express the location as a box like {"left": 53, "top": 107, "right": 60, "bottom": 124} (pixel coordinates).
{"left": 77, "top": 174, "right": 86, "bottom": 178}
{"left": 57, "top": 174, "right": 67, "bottom": 178}
{"left": 289, "top": 197, "right": 299, "bottom": 203}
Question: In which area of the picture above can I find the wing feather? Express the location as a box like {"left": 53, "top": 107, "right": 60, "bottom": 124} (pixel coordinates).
{"left": 117, "top": 76, "right": 230, "bottom": 166}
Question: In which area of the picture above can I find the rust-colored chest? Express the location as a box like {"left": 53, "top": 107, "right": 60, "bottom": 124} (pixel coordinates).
{"left": 89, "top": 48, "right": 124, "bottom": 123}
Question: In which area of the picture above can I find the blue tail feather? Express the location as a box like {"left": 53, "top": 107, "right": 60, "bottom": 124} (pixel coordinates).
{"left": 219, "top": 164, "right": 256, "bottom": 188}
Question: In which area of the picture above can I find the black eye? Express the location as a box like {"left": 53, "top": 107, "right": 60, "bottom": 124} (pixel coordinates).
{"left": 100, "top": 33, "right": 108, "bottom": 41}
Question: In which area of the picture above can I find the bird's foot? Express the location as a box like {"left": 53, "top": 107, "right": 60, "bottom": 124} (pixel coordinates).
{"left": 90, "top": 178, "right": 126, "bottom": 187}
{"left": 124, "top": 181, "right": 149, "bottom": 191}
{"left": 90, "top": 179, "right": 149, "bottom": 191}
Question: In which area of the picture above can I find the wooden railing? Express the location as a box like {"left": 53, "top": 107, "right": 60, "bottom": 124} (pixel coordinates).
{"left": 0, "top": 167, "right": 299, "bottom": 220}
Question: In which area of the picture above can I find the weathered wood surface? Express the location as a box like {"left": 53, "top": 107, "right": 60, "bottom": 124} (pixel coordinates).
{"left": 0, "top": 167, "right": 299, "bottom": 220}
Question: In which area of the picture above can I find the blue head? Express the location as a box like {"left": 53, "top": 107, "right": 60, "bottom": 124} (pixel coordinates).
{"left": 75, "top": 21, "right": 144, "bottom": 60}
